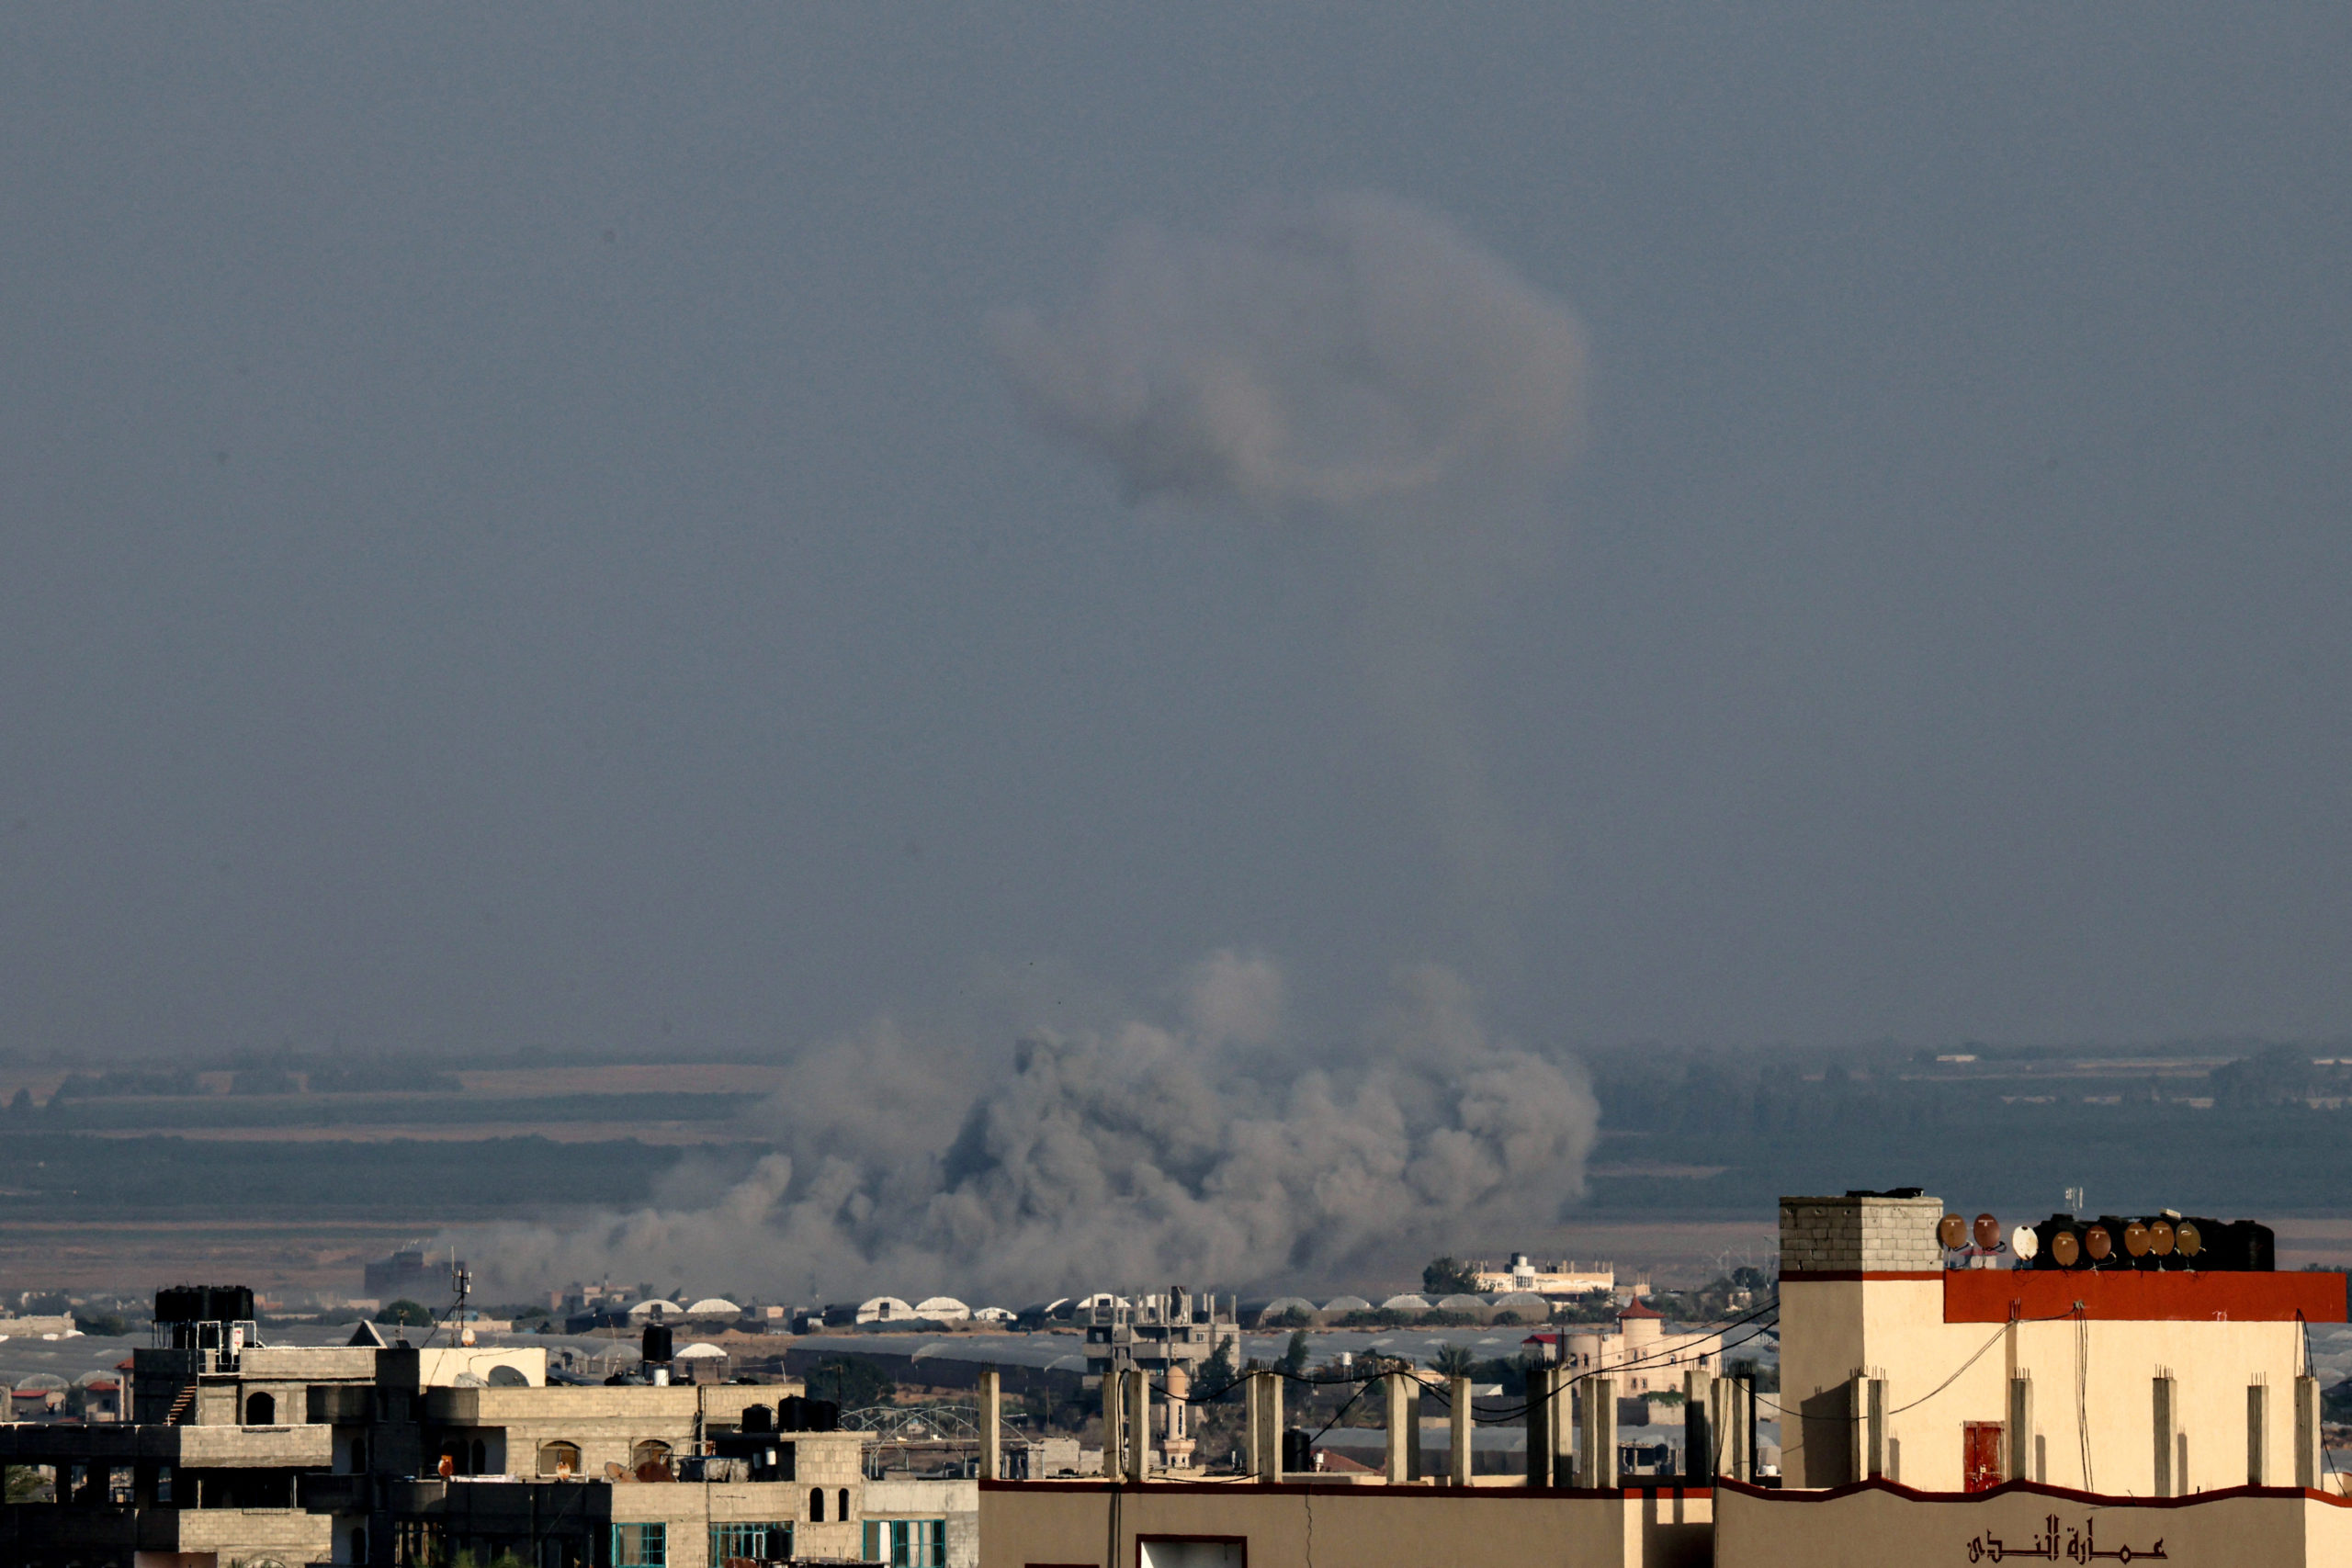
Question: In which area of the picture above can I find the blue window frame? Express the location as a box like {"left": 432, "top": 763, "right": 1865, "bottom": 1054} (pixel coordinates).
{"left": 710, "top": 1521, "right": 792, "bottom": 1563}
{"left": 862, "top": 1518, "right": 946, "bottom": 1568}
{"left": 613, "top": 1521, "right": 667, "bottom": 1566}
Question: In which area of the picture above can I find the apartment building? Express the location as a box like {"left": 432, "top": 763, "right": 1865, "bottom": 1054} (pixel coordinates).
{"left": 0, "top": 1284, "right": 870, "bottom": 1567}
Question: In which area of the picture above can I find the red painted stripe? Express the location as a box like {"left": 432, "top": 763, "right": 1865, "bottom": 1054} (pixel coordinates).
{"left": 1942, "top": 1268, "right": 2346, "bottom": 1323}
{"left": 1780, "top": 1270, "right": 1943, "bottom": 1282}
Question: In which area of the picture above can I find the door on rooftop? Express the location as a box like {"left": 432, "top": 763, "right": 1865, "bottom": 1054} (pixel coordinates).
{"left": 1962, "top": 1422, "right": 2004, "bottom": 1493}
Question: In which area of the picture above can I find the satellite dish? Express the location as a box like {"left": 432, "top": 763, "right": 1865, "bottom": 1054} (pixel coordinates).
{"left": 2012, "top": 1225, "right": 2040, "bottom": 1261}
{"left": 1938, "top": 1213, "right": 1968, "bottom": 1250}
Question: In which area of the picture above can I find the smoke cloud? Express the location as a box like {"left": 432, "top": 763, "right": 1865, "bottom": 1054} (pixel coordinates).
{"left": 989, "top": 194, "right": 1586, "bottom": 923}
{"left": 987, "top": 193, "right": 1584, "bottom": 513}
{"left": 452, "top": 954, "right": 1599, "bottom": 1303}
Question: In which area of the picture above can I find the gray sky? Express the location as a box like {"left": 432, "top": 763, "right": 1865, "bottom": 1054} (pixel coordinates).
{"left": 6, "top": 6, "right": 2349, "bottom": 1062}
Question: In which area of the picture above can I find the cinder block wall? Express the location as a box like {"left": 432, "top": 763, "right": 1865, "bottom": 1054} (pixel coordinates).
{"left": 1780, "top": 1194, "right": 1945, "bottom": 1274}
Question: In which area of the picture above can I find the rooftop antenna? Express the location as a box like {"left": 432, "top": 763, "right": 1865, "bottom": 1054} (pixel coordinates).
{"left": 2064, "top": 1186, "right": 2086, "bottom": 1213}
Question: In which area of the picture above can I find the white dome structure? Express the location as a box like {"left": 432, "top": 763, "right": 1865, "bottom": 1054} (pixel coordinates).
{"left": 675, "top": 1342, "right": 727, "bottom": 1359}
{"left": 626, "top": 1300, "right": 683, "bottom": 1319}
{"left": 1491, "top": 1292, "right": 1549, "bottom": 1313}
{"left": 972, "top": 1306, "right": 1017, "bottom": 1324}
{"left": 1322, "top": 1295, "right": 1373, "bottom": 1314}
{"left": 1434, "top": 1293, "right": 1487, "bottom": 1313}
{"left": 913, "top": 1296, "right": 970, "bottom": 1322}
{"left": 686, "top": 1298, "right": 741, "bottom": 1317}
{"left": 1258, "top": 1296, "right": 1317, "bottom": 1324}
{"left": 854, "top": 1296, "right": 914, "bottom": 1325}
{"left": 1379, "top": 1294, "right": 1432, "bottom": 1312}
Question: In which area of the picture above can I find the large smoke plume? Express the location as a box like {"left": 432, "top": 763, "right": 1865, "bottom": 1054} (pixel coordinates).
{"left": 446, "top": 200, "right": 1600, "bottom": 1303}
{"left": 453, "top": 954, "right": 1599, "bottom": 1302}
{"left": 990, "top": 193, "right": 1585, "bottom": 918}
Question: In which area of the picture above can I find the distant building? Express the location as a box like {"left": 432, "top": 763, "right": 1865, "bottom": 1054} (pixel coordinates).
{"left": 1469, "top": 1252, "right": 1616, "bottom": 1297}
{"left": 363, "top": 1247, "right": 443, "bottom": 1302}
{"left": 1524, "top": 1299, "right": 1721, "bottom": 1396}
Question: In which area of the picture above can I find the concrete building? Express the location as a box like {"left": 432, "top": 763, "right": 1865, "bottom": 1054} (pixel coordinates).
{"left": 981, "top": 1191, "right": 2352, "bottom": 1568}
{"left": 1080, "top": 1288, "right": 1237, "bottom": 1387}
{"left": 0, "top": 1284, "right": 868, "bottom": 1567}
{"left": 865, "top": 1475, "right": 978, "bottom": 1568}
{"left": 1529, "top": 1301, "right": 1729, "bottom": 1398}
{"left": 1472, "top": 1253, "right": 1618, "bottom": 1298}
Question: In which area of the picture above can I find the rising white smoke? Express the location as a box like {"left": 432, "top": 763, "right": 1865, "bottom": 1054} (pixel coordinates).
{"left": 989, "top": 194, "right": 1586, "bottom": 923}
{"left": 451, "top": 954, "right": 1599, "bottom": 1303}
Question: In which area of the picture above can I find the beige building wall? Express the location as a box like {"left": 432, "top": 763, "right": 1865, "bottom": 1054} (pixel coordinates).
{"left": 1715, "top": 1477, "right": 2352, "bottom": 1568}
{"left": 1781, "top": 1276, "right": 2305, "bottom": 1495}
{"left": 978, "top": 1481, "right": 1713, "bottom": 1568}
{"left": 430, "top": 1383, "right": 821, "bottom": 1477}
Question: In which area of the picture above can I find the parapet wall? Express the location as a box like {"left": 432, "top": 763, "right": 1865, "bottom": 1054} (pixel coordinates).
{"left": 1779, "top": 1194, "right": 1944, "bottom": 1275}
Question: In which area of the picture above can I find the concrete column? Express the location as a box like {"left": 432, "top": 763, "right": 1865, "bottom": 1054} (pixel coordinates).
{"left": 1448, "top": 1374, "right": 1473, "bottom": 1486}
{"left": 978, "top": 1370, "right": 1001, "bottom": 1482}
{"left": 1123, "top": 1367, "right": 1148, "bottom": 1483}
{"left": 1683, "top": 1370, "right": 1713, "bottom": 1485}
{"left": 1550, "top": 1371, "right": 1574, "bottom": 1488}
{"left": 1589, "top": 1376, "right": 1619, "bottom": 1490}
{"left": 1384, "top": 1373, "right": 1412, "bottom": 1485}
{"left": 2297, "top": 1375, "right": 2322, "bottom": 1491}
{"left": 1102, "top": 1364, "right": 1125, "bottom": 1483}
{"left": 1525, "top": 1362, "right": 1555, "bottom": 1487}
{"left": 2007, "top": 1376, "right": 2032, "bottom": 1483}
{"left": 1864, "top": 1376, "right": 1886, "bottom": 1479}
{"left": 2153, "top": 1374, "right": 2177, "bottom": 1498}
{"left": 2247, "top": 1382, "right": 2267, "bottom": 1487}
{"left": 1253, "top": 1373, "right": 1283, "bottom": 1483}
{"left": 1723, "top": 1374, "right": 1752, "bottom": 1483}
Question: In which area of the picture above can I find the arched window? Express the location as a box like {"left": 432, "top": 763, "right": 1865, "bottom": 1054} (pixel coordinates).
{"left": 810, "top": 1486, "right": 826, "bottom": 1522}
{"left": 469, "top": 1439, "right": 488, "bottom": 1476}
{"left": 537, "top": 1441, "right": 581, "bottom": 1478}
{"left": 838, "top": 1488, "right": 850, "bottom": 1522}
{"left": 631, "top": 1439, "right": 673, "bottom": 1481}
{"left": 243, "top": 1391, "right": 275, "bottom": 1425}
{"left": 351, "top": 1526, "right": 368, "bottom": 1563}
{"left": 353, "top": 1437, "right": 368, "bottom": 1475}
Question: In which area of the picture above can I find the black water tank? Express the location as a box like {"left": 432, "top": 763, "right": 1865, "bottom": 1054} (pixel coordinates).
{"left": 154, "top": 1285, "right": 255, "bottom": 1323}
{"left": 1282, "top": 1428, "right": 1311, "bottom": 1473}
{"left": 741, "top": 1404, "right": 773, "bottom": 1434}
{"left": 641, "top": 1324, "right": 673, "bottom": 1364}
{"left": 808, "top": 1398, "right": 840, "bottom": 1433}
{"left": 778, "top": 1395, "right": 807, "bottom": 1432}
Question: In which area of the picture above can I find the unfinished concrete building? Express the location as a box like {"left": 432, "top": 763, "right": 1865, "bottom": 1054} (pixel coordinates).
{"left": 0, "top": 1284, "right": 877, "bottom": 1567}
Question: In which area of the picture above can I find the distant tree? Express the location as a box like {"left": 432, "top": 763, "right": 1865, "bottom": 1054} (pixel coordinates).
{"left": 375, "top": 1300, "right": 434, "bottom": 1327}
{"left": 1277, "top": 1331, "right": 1310, "bottom": 1379}
{"left": 72, "top": 1311, "right": 130, "bottom": 1337}
{"left": 6, "top": 1088, "right": 29, "bottom": 1120}
{"left": 1421, "top": 1257, "right": 1481, "bottom": 1295}
{"left": 1432, "top": 1344, "right": 1476, "bottom": 1380}
{"left": 806, "top": 1356, "right": 895, "bottom": 1412}
{"left": 1198, "top": 1336, "right": 1237, "bottom": 1398}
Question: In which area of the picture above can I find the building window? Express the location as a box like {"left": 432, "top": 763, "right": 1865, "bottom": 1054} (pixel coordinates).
{"left": 710, "top": 1521, "right": 792, "bottom": 1564}
{"left": 537, "top": 1440, "right": 582, "bottom": 1478}
{"left": 470, "top": 1439, "right": 489, "bottom": 1476}
{"left": 245, "top": 1390, "right": 276, "bottom": 1425}
{"left": 631, "top": 1439, "right": 673, "bottom": 1480}
{"left": 810, "top": 1487, "right": 825, "bottom": 1522}
{"left": 839, "top": 1487, "right": 851, "bottom": 1522}
{"left": 155, "top": 1465, "right": 172, "bottom": 1504}
{"left": 863, "top": 1519, "right": 946, "bottom": 1568}
{"left": 612, "top": 1522, "right": 667, "bottom": 1567}
{"left": 107, "top": 1466, "right": 134, "bottom": 1505}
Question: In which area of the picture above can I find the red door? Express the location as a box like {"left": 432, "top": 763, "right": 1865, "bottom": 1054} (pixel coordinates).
{"left": 1962, "top": 1422, "right": 2005, "bottom": 1492}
